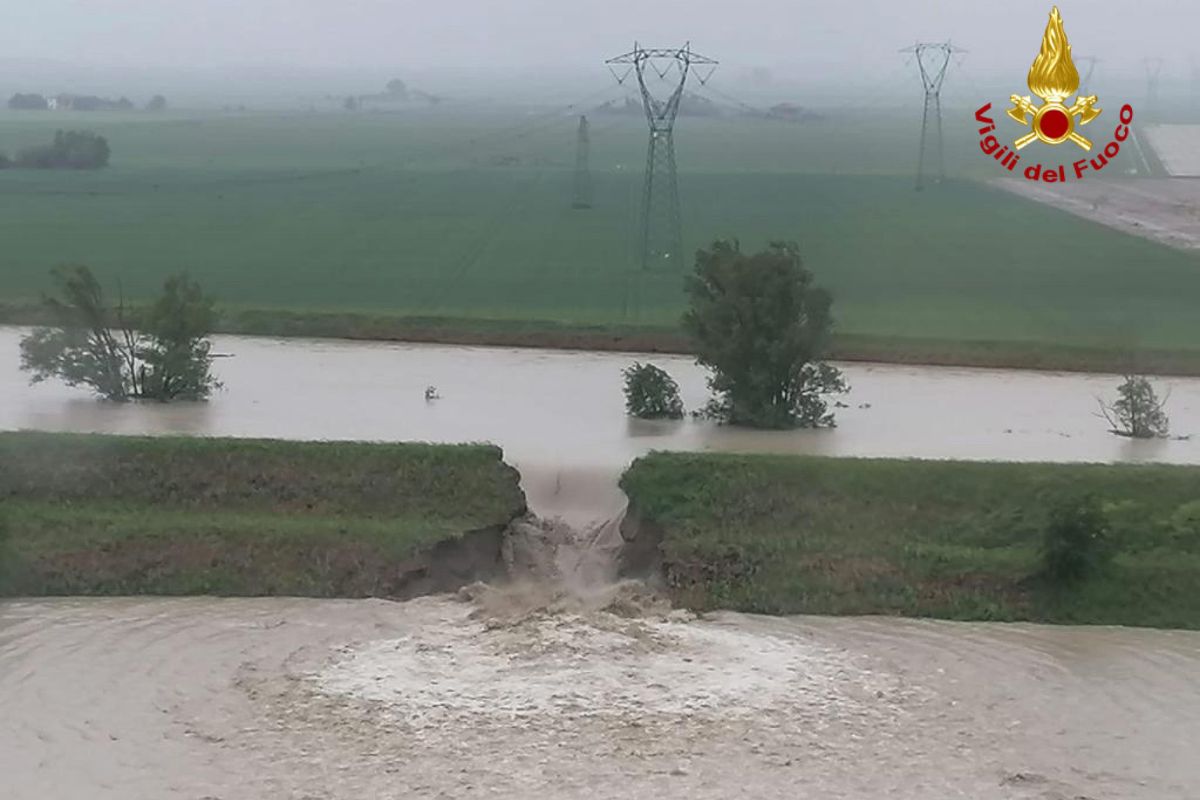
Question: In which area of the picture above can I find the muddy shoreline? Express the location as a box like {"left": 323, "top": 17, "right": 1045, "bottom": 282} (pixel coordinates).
{"left": 5, "top": 306, "right": 1200, "bottom": 376}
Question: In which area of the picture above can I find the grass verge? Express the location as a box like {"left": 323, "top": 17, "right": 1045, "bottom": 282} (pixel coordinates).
{"left": 620, "top": 452, "right": 1200, "bottom": 629}
{"left": 6, "top": 301, "right": 1200, "bottom": 375}
{"left": 0, "top": 432, "right": 526, "bottom": 596}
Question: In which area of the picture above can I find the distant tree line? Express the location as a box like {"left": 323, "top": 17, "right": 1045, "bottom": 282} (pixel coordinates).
{"left": 339, "top": 78, "right": 442, "bottom": 112}
{"left": 0, "top": 130, "right": 110, "bottom": 170}
{"left": 7, "top": 93, "right": 167, "bottom": 112}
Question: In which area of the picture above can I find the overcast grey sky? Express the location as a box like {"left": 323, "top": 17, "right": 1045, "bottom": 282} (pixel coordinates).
{"left": 1, "top": 1, "right": 1194, "bottom": 86}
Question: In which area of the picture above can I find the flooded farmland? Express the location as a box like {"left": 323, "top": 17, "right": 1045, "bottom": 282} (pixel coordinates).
{"left": 4, "top": 326, "right": 1200, "bottom": 799}
{"left": 2, "top": 327, "right": 1198, "bottom": 522}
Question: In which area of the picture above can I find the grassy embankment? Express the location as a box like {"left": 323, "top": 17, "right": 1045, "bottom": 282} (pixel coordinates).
{"left": 621, "top": 452, "right": 1200, "bottom": 629}
{"left": 3, "top": 110, "right": 1200, "bottom": 373}
{"left": 0, "top": 432, "right": 525, "bottom": 596}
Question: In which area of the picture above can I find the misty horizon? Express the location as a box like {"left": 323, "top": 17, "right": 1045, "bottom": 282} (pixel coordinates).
{"left": 1, "top": 0, "right": 1197, "bottom": 106}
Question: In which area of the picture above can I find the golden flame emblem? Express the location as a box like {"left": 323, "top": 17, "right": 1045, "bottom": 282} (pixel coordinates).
{"left": 1006, "top": 7, "right": 1101, "bottom": 149}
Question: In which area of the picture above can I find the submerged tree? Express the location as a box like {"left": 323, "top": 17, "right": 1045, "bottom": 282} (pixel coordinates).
{"left": 623, "top": 362, "right": 684, "bottom": 420}
{"left": 19, "top": 265, "right": 220, "bottom": 402}
{"left": 1097, "top": 375, "right": 1169, "bottom": 439}
{"left": 683, "top": 239, "right": 847, "bottom": 428}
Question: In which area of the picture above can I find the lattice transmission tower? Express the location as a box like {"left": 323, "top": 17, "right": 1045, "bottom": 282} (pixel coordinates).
{"left": 1077, "top": 56, "right": 1099, "bottom": 96}
{"left": 1144, "top": 57, "right": 1164, "bottom": 120}
{"left": 572, "top": 115, "right": 593, "bottom": 209}
{"left": 606, "top": 43, "right": 717, "bottom": 269}
{"left": 902, "top": 41, "right": 965, "bottom": 190}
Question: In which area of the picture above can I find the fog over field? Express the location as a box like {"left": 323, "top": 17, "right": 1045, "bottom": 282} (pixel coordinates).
{"left": 1, "top": 0, "right": 1197, "bottom": 104}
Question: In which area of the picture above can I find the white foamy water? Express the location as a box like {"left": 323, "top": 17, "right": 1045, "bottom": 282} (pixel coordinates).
{"left": 317, "top": 602, "right": 887, "bottom": 721}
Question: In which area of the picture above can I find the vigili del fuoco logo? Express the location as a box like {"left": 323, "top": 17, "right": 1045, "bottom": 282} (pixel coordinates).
{"left": 975, "top": 6, "right": 1134, "bottom": 183}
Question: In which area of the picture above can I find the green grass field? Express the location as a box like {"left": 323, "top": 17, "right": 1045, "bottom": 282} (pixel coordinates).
{"left": 3, "top": 107, "right": 1199, "bottom": 368}
{"left": 0, "top": 432, "right": 526, "bottom": 596}
{"left": 620, "top": 452, "right": 1200, "bottom": 628}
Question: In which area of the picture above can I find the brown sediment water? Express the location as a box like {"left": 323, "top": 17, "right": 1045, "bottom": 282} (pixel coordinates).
{"left": 1, "top": 596, "right": 1197, "bottom": 799}
{"left": 2, "top": 327, "right": 1198, "bottom": 524}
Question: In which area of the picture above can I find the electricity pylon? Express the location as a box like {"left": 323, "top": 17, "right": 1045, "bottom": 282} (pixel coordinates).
{"left": 606, "top": 42, "right": 717, "bottom": 269}
{"left": 1077, "top": 56, "right": 1099, "bottom": 95}
{"left": 902, "top": 41, "right": 965, "bottom": 190}
{"left": 1144, "top": 57, "right": 1164, "bottom": 120}
{"left": 572, "top": 115, "right": 593, "bottom": 209}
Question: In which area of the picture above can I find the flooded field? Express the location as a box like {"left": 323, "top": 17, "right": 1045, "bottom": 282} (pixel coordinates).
{"left": 5, "top": 327, "right": 1200, "bottom": 798}
{"left": 1, "top": 596, "right": 1197, "bottom": 800}
{"left": 2, "top": 327, "right": 1198, "bottom": 522}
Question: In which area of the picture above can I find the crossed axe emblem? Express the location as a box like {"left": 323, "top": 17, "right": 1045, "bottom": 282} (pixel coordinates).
{"left": 1006, "top": 94, "right": 1101, "bottom": 150}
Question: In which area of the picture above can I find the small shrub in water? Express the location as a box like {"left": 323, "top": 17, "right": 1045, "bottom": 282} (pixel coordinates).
{"left": 623, "top": 362, "right": 684, "bottom": 420}
{"left": 1041, "top": 495, "right": 1112, "bottom": 585}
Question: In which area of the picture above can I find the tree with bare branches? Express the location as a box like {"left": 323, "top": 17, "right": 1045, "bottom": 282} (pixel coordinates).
{"left": 1097, "top": 375, "right": 1169, "bottom": 439}
{"left": 19, "top": 265, "right": 220, "bottom": 402}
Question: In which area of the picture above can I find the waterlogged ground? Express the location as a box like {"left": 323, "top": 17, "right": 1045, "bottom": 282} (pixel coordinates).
{"left": 1, "top": 596, "right": 1197, "bottom": 800}
{"left": 3, "top": 327, "right": 1199, "bottom": 523}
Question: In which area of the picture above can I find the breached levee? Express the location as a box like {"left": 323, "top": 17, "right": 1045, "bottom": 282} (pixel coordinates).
{"left": 312, "top": 513, "right": 905, "bottom": 731}
{"left": 0, "top": 430, "right": 655, "bottom": 602}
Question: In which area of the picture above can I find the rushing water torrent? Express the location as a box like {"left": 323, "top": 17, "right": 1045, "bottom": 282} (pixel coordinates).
{"left": 2, "top": 327, "right": 1198, "bottom": 522}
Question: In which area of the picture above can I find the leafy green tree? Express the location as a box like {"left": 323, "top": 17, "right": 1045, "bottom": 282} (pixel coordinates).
{"left": 683, "top": 239, "right": 847, "bottom": 428}
{"left": 1098, "top": 375, "right": 1169, "bottom": 438}
{"left": 623, "top": 362, "right": 684, "bottom": 420}
{"left": 19, "top": 266, "right": 219, "bottom": 402}
{"left": 138, "top": 274, "right": 219, "bottom": 400}
{"left": 19, "top": 266, "right": 131, "bottom": 399}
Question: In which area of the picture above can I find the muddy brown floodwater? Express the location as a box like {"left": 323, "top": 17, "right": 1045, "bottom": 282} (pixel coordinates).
{"left": 4, "top": 326, "right": 1200, "bottom": 799}
{"left": 1, "top": 597, "right": 1198, "bottom": 800}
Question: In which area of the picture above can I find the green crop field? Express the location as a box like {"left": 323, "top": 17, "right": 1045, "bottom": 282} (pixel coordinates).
{"left": 2, "top": 106, "right": 1199, "bottom": 369}
{"left": 621, "top": 452, "right": 1200, "bottom": 628}
{"left": 0, "top": 432, "right": 526, "bottom": 596}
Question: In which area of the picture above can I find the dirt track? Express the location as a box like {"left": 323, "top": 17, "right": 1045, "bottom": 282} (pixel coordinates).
{"left": 2, "top": 595, "right": 1198, "bottom": 800}
{"left": 995, "top": 177, "right": 1200, "bottom": 252}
